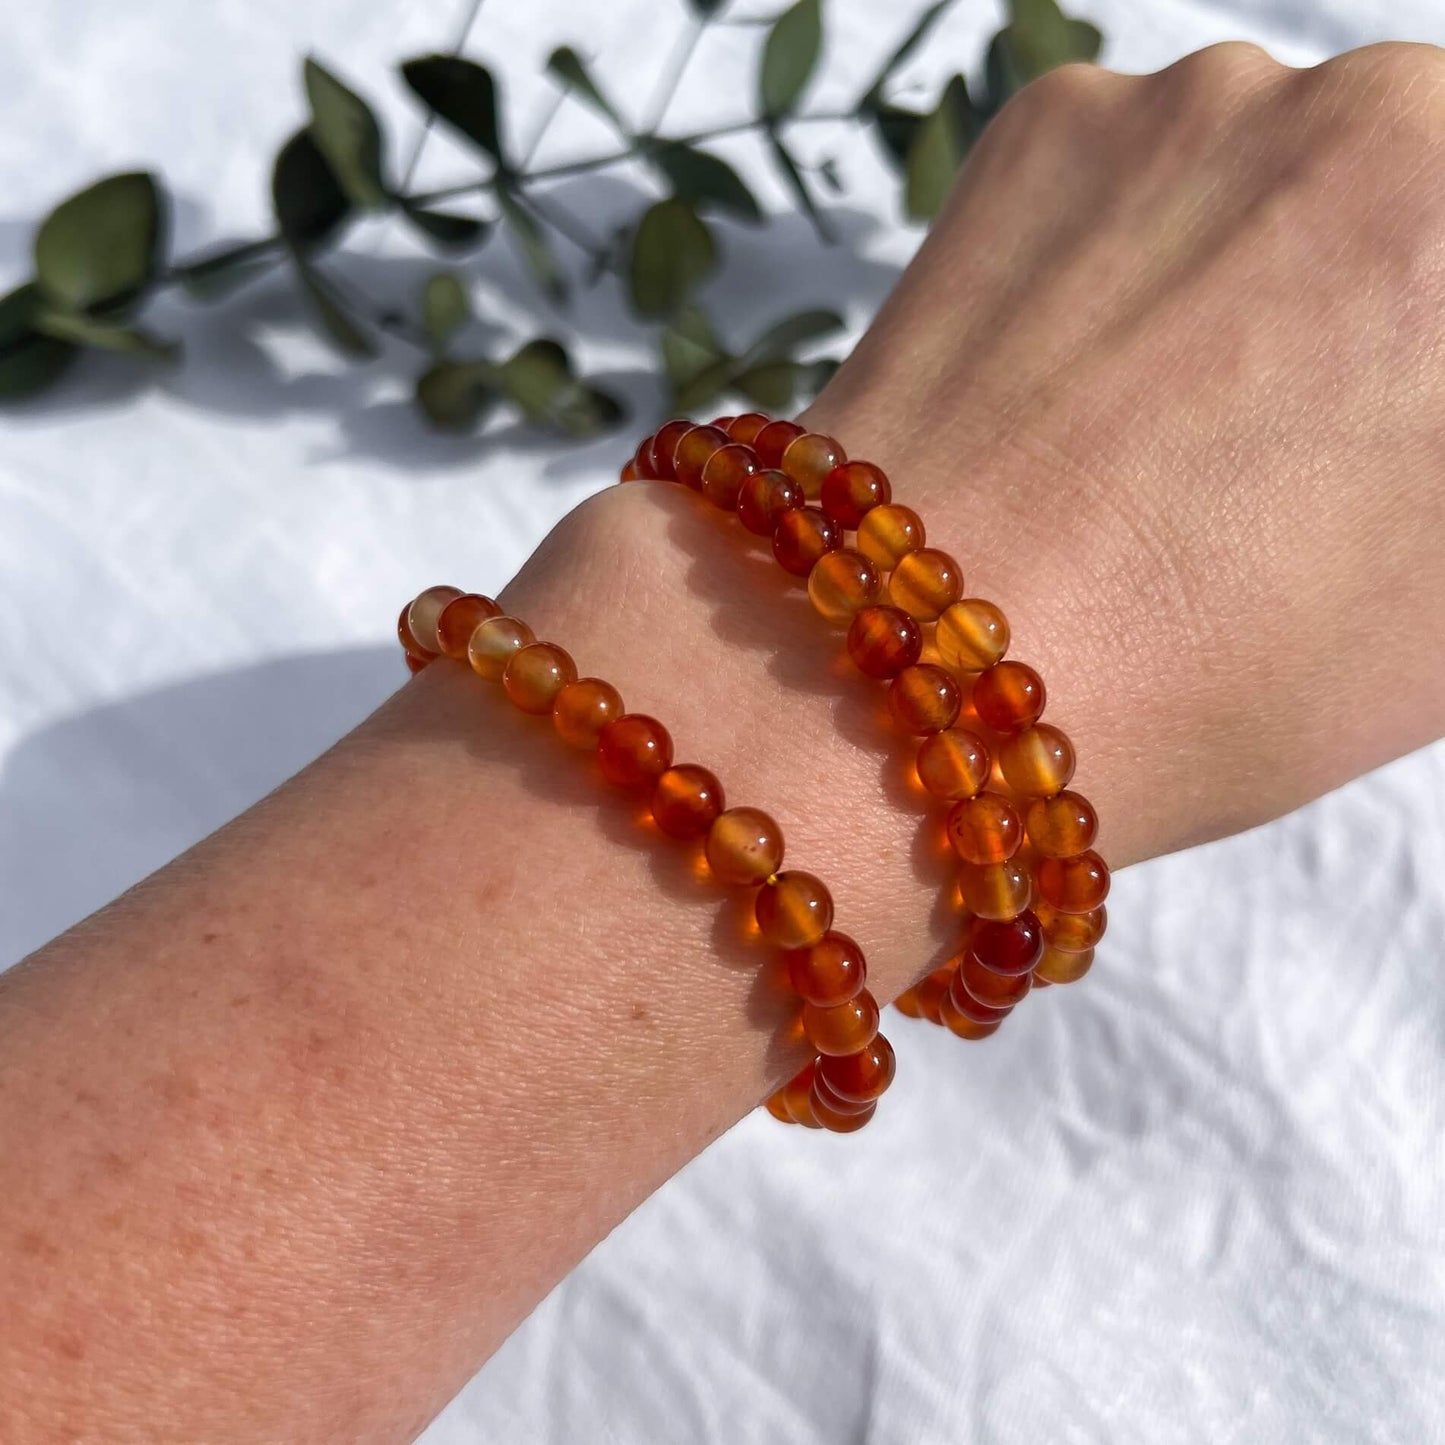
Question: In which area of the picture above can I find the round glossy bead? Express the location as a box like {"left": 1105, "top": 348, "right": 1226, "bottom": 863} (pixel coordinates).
{"left": 889, "top": 664, "right": 962, "bottom": 735}
{"left": 998, "top": 724, "right": 1076, "bottom": 797}
{"left": 726, "top": 412, "right": 771, "bottom": 447}
{"left": 887, "top": 547, "right": 962, "bottom": 621}
{"left": 737, "top": 469, "right": 805, "bottom": 536}
{"left": 553, "top": 677, "right": 624, "bottom": 749}
{"left": 937, "top": 598, "right": 1010, "bottom": 673}
{"left": 1024, "top": 791, "right": 1099, "bottom": 859}
{"left": 468, "top": 615, "right": 536, "bottom": 681}
{"left": 699, "top": 442, "right": 759, "bottom": 510}
{"left": 1037, "top": 850, "right": 1111, "bottom": 913}
{"left": 709, "top": 415, "right": 736, "bottom": 431}
{"left": 786, "top": 931, "right": 866, "bottom": 1007}
{"left": 802, "top": 990, "right": 880, "bottom": 1056}
{"left": 914, "top": 967, "right": 953, "bottom": 1025}
{"left": 856, "top": 503, "right": 925, "bottom": 570}
{"left": 398, "top": 603, "right": 433, "bottom": 659}
{"left": 946, "top": 975, "right": 1012, "bottom": 1025}
{"left": 649, "top": 418, "right": 695, "bottom": 480}
{"left": 820, "top": 460, "right": 891, "bottom": 528}
{"left": 1036, "top": 943, "right": 1096, "bottom": 985}
{"left": 404, "top": 652, "right": 428, "bottom": 675}
{"left": 807, "top": 549, "right": 881, "bottom": 625}
{"left": 633, "top": 436, "right": 661, "bottom": 479}
{"left": 620, "top": 459, "right": 640, "bottom": 482}
{"left": 916, "top": 729, "right": 991, "bottom": 801}
{"left": 780, "top": 1061, "right": 822, "bottom": 1128}
{"left": 946, "top": 793, "right": 1023, "bottom": 865}
{"left": 773, "top": 506, "right": 841, "bottom": 577}
{"left": 812, "top": 1072, "right": 874, "bottom": 1117}
{"left": 764, "top": 1091, "right": 794, "bottom": 1124}
{"left": 502, "top": 642, "right": 577, "bottom": 714}
{"left": 407, "top": 585, "right": 464, "bottom": 655}
{"left": 969, "top": 910, "right": 1044, "bottom": 977}
{"left": 435, "top": 593, "right": 501, "bottom": 659}
{"left": 958, "top": 859, "right": 1033, "bottom": 920}
{"left": 598, "top": 714, "right": 674, "bottom": 788}
{"left": 673, "top": 425, "right": 730, "bottom": 490}
{"left": 752, "top": 418, "right": 806, "bottom": 468}
{"left": 939, "top": 990, "right": 1003, "bottom": 1040}
{"left": 957, "top": 951, "right": 1032, "bottom": 1010}
{"left": 1037, "top": 902, "right": 1107, "bottom": 952}
{"left": 846, "top": 605, "right": 921, "bottom": 679}
{"left": 892, "top": 986, "right": 926, "bottom": 1019}
{"left": 780, "top": 432, "right": 844, "bottom": 498}
{"left": 818, "top": 1036, "right": 895, "bottom": 1103}
{"left": 705, "top": 807, "right": 784, "bottom": 885}
{"left": 974, "top": 661, "right": 1046, "bottom": 733}
{"left": 810, "top": 1082, "right": 877, "bottom": 1132}
{"left": 756, "top": 871, "right": 834, "bottom": 949}
{"left": 651, "top": 764, "right": 725, "bottom": 840}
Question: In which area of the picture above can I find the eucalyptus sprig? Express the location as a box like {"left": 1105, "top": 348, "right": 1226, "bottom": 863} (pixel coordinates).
{"left": 0, "top": 0, "right": 1101, "bottom": 440}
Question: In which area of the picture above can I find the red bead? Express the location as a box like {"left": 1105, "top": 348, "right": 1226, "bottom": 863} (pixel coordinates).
{"left": 809, "top": 1083, "right": 877, "bottom": 1132}
{"left": 945, "top": 793, "right": 1023, "bottom": 865}
{"left": 726, "top": 412, "right": 771, "bottom": 447}
{"left": 405, "top": 652, "right": 428, "bottom": 675}
{"left": 973, "top": 661, "right": 1046, "bottom": 733}
{"left": 633, "top": 436, "right": 661, "bottom": 479}
{"left": 598, "top": 714, "right": 674, "bottom": 788}
{"left": 1037, "top": 850, "right": 1111, "bottom": 913}
{"left": 699, "top": 442, "right": 760, "bottom": 511}
{"left": 756, "top": 871, "right": 834, "bottom": 949}
{"left": 620, "top": 459, "right": 641, "bottom": 482}
{"left": 785, "top": 931, "right": 866, "bottom": 1007}
{"left": 780, "top": 432, "right": 844, "bottom": 498}
{"left": 939, "top": 989, "right": 1003, "bottom": 1039}
{"left": 737, "top": 469, "right": 805, "bottom": 536}
{"left": 650, "top": 419, "right": 696, "bottom": 480}
{"left": 968, "top": 910, "right": 1044, "bottom": 977}
{"left": 753, "top": 419, "right": 806, "bottom": 467}
{"left": 946, "top": 977, "right": 1013, "bottom": 1025}
{"left": 1024, "top": 791, "right": 1099, "bottom": 858}
{"left": 651, "top": 764, "right": 725, "bottom": 839}
{"left": 772, "top": 506, "right": 841, "bottom": 577}
{"left": 818, "top": 1037, "right": 896, "bottom": 1103}
{"left": 888, "top": 664, "right": 962, "bottom": 734}
{"left": 820, "top": 461, "right": 891, "bottom": 529}
{"left": 957, "top": 951, "right": 1032, "bottom": 1009}
{"left": 710, "top": 414, "right": 736, "bottom": 430}
{"left": 434, "top": 593, "right": 501, "bottom": 660}
{"left": 846, "top": 605, "right": 921, "bottom": 679}
{"left": 673, "top": 425, "right": 730, "bottom": 490}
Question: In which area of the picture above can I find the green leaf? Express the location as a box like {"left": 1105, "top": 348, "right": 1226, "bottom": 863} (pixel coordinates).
{"left": 498, "top": 339, "right": 624, "bottom": 437}
{"left": 496, "top": 190, "right": 567, "bottom": 305}
{"left": 650, "top": 142, "right": 762, "bottom": 223}
{"left": 33, "top": 172, "right": 164, "bottom": 315}
{"left": 628, "top": 199, "right": 717, "bottom": 319}
{"left": 303, "top": 58, "right": 387, "bottom": 209}
{"left": 0, "top": 283, "right": 78, "bottom": 400}
{"left": 32, "top": 308, "right": 177, "bottom": 359}
{"left": 415, "top": 357, "right": 499, "bottom": 431}
{"left": 546, "top": 46, "right": 626, "bottom": 130}
{"left": 986, "top": 1, "right": 1102, "bottom": 110}
{"left": 661, "top": 304, "right": 728, "bottom": 393}
{"left": 765, "top": 130, "right": 832, "bottom": 242}
{"left": 758, "top": 0, "right": 822, "bottom": 118}
{"left": 742, "top": 307, "right": 844, "bottom": 365}
{"left": 272, "top": 129, "right": 352, "bottom": 252}
{"left": 904, "top": 75, "right": 974, "bottom": 221}
{"left": 295, "top": 262, "right": 376, "bottom": 357}
{"left": 734, "top": 360, "right": 798, "bottom": 410}
{"left": 401, "top": 56, "right": 504, "bottom": 165}
{"left": 860, "top": 0, "right": 955, "bottom": 109}
{"left": 401, "top": 202, "right": 489, "bottom": 248}
{"left": 870, "top": 105, "right": 924, "bottom": 170}
{"left": 421, "top": 271, "right": 470, "bottom": 351}
{"left": 0, "top": 282, "right": 41, "bottom": 350}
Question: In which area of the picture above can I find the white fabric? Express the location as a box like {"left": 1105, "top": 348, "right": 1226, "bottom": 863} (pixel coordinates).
{"left": 4, "top": 2, "right": 1444, "bottom": 1440}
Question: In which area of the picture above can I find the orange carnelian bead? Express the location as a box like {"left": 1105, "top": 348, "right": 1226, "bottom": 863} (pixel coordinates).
{"left": 998, "top": 724, "right": 1076, "bottom": 797}
{"left": 846, "top": 605, "right": 921, "bottom": 679}
{"left": 1024, "top": 791, "right": 1098, "bottom": 858}
{"left": 780, "top": 1061, "right": 822, "bottom": 1128}
{"left": 502, "top": 642, "right": 577, "bottom": 714}
{"left": 974, "top": 660, "right": 1046, "bottom": 733}
{"left": 888, "top": 547, "right": 963, "bottom": 621}
{"left": 436, "top": 593, "right": 502, "bottom": 659}
{"left": 780, "top": 432, "right": 844, "bottom": 498}
{"left": 773, "top": 506, "right": 841, "bottom": 577}
{"left": 753, "top": 418, "right": 806, "bottom": 468}
{"left": 407, "top": 585, "right": 464, "bottom": 654}
{"left": 649, "top": 418, "right": 696, "bottom": 480}
{"left": 710, "top": 414, "right": 736, "bottom": 430}
{"left": 1036, "top": 943, "right": 1095, "bottom": 985}
{"left": 786, "top": 931, "right": 865, "bottom": 1006}
{"left": 813, "top": 1071, "right": 873, "bottom": 1116}
{"left": 468, "top": 615, "right": 536, "bottom": 680}
{"left": 818, "top": 1036, "right": 895, "bottom": 1103}
{"left": 598, "top": 714, "right": 674, "bottom": 788}
{"left": 651, "top": 764, "right": 725, "bottom": 839}
{"left": 726, "top": 412, "right": 771, "bottom": 447}
{"left": 802, "top": 990, "right": 880, "bottom": 1055}
{"left": 673, "top": 425, "right": 730, "bottom": 490}
{"left": 820, "top": 460, "right": 891, "bottom": 528}
{"left": 947, "top": 972, "right": 1012, "bottom": 1024}
{"left": 892, "top": 986, "right": 925, "bottom": 1018}
{"left": 958, "top": 859, "right": 1033, "bottom": 920}
{"left": 620, "top": 458, "right": 641, "bottom": 482}
{"left": 705, "top": 806, "right": 784, "bottom": 885}
{"left": 889, "top": 663, "right": 962, "bottom": 734}
{"left": 810, "top": 1082, "right": 877, "bottom": 1132}
{"left": 936, "top": 598, "right": 1010, "bottom": 673}
{"left": 1037, "top": 850, "right": 1111, "bottom": 913}
{"left": 856, "top": 503, "right": 925, "bottom": 569}
{"left": 764, "top": 1091, "right": 794, "bottom": 1124}
{"left": 916, "top": 728, "right": 991, "bottom": 801}
{"left": 1037, "top": 901, "right": 1106, "bottom": 952}
{"left": 807, "top": 549, "right": 881, "bottom": 626}
{"left": 968, "top": 909, "right": 1044, "bottom": 976}
{"left": 553, "top": 677, "right": 625, "bottom": 750}
{"left": 737, "top": 469, "right": 805, "bottom": 536}
{"left": 939, "top": 988, "right": 1003, "bottom": 1040}
{"left": 915, "top": 967, "right": 953, "bottom": 1024}
{"left": 405, "top": 652, "right": 428, "bottom": 675}
{"left": 756, "top": 871, "right": 834, "bottom": 949}
{"left": 398, "top": 603, "right": 432, "bottom": 659}
{"left": 946, "top": 793, "right": 1023, "bottom": 865}
{"left": 957, "top": 951, "right": 1032, "bottom": 1009}
{"left": 700, "top": 443, "right": 759, "bottom": 511}
{"left": 633, "top": 436, "right": 661, "bottom": 479}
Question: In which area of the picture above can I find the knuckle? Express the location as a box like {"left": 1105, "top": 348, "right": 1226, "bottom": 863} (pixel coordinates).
{"left": 1167, "top": 41, "right": 1283, "bottom": 96}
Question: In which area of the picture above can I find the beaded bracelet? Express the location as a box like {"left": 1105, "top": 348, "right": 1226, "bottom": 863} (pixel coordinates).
{"left": 397, "top": 586, "right": 896, "bottom": 1133}
{"left": 619, "top": 412, "right": 1110, "bottom": 1075}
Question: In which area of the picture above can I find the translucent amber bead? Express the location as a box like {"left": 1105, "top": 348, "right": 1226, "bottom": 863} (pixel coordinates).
{"left": 807, "top": 549, "right": 881, "bottom": 626}
{"left": 620, "top": 459, "right": 640, "bottom": 482}
{"left": 889, "top": 664, "right": 962, "bottom": 735}
{"left": 649, "top": 418, "right": 695, "bottom": 480}
{"left": 939, "top": 989, "right": 1003, "bottom": 1040}
{"left": 974, "top": 661, "right": 1045, "bottom": 733}
{"left": 468, "top": 615, "right": 536, "bottom": 681}
{"left": 820, "top": 460, "right": 891, "bottom": 528}
{"left": 435, "top": 593, "right": 501, "bottom": 659}
{"left": 753, "top": 418, "right": 805, "bottom": 468}
{"left": 407, "top": 585, "right": 464, "bottom": 655}
{"left": 780, "top": 432, "right": 844, "bottom": 498}
{"left": 846, "top": 605, "right": 921, "bottom": 679}
{"left": 856, "top": 503, "right": 924, "bottom": 569}
{"left": 916, "top": 728, "right": 991, "bottom": 801}
{"left": 1037, "top": 850, "right": 1110, "bottom": 912}
{"left": 915, "top": 967, "right": 953, "bottom": 1024}
{"left": 598, "top": 714, "right": 674, "bottom": 788}
{"left": 1037, "top": 901, "right": 1106, "bottom": 952}
{"left": 710, "top": 414, "right": 736, "bottom": 430}
{"left": 737, "top": 469, "right": 804, "bottom": 536}
{"left": 969, "top": 910, "right": 1044, "bottom": 976}
{"left": 1024, "top": 791, "right": 1098, "bottom": 858}
{"left": 398, "top": 604, "right": 432, "bottom": 659}
{"left": 651, "top": 764, "right": 725, "bottom": 840}
{"left": 502, "top": 642, "right": 577, "bottom": 714}
{"left": 947, "top": 973, "right": 1012, "bottom": 1025}
{"left": 810, "top": 1081, "right": 877, "bottom": 1132}
{"left": 958, "top": 859, "right": 1033, "bottom": 920}
{"left": 781, "top": 1061, "right": 822, "bottom": 1128}
{"left": 1035, "top": 943, "right": 1095, "bottom": 985}
{"left": 633, "top": 436, "right": 660, "bottom": 479}
{"left": 773, "top": 506, "right": 841, "bottom": 577}
{"left": 818, "top": 1036, "right": 895, "bottom": 1103}
{"left": 673, "top": 424, "right": 730, "bottom": 490}
{"left": 802, "top": 990, "right": 880, "bottom": 1056}
{"left": 705, "top": 807, "right": 784, "bottom": 885}
{"left": 957, "top": 951, "right": 1032, "bottom": 1009}
{"left": 892, "top": 987, "right": 925, "bottom": 1018}
{"left": 887, "top": 548, "right": 962, "bottom": 621}
{"left": 998, "top": 724, "right": 1076, "bottom": 797}
{"left": 786, "top": 931, "right": 865, "bottom": 1006}
{"left": 726, "top": 412, "right": 771, "bottom": 446}
{"left": 764, "top": 1091, "right": 794, "bottom": 1124}
{"left": 937, "top": 598, "right": 1010, "bottom": 673}
{"left": 699, "top": 442, "right": 759, "bottom": 511}
{"left": 756, "top": 871, "right": 834, "bottom": 949}
{"left": 553, "top": 677, "right": 624, "bottom": 750}
{"left": 946, "top": 793, "right": 1023, "bottom": 865}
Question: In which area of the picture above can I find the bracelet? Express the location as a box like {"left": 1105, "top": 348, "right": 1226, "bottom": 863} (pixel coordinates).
{"left": 397, "top": 587, "right": 896, "bottom": 1133}
{"left": 620, "top": 411, "right": 1110, "bottom": 1049}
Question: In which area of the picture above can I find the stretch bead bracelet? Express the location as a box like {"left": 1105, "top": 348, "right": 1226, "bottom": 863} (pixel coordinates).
{"left": 397, "top": 586, "right": 896, "bottom": 1133}
{"left": 620, "top": 411, "right": 1110, "bottom": 1071}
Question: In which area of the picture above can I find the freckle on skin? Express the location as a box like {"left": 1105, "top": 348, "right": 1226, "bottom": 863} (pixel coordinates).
{"left": 229, "top": 993, "right": 252, "bottom": 1008}
{"left": 202, "top": 931, "right": 220, "bottom": 945}
{"left": 630, "top": 1003, "right": 649, "bottom": 1023}
{"left": 46, "top": 1330, "right": 85, "bottom": 1362}
{"left": 18, "top": 1228, "right": 56, "bottom": 1260}
{"left": 100, "top": 1150, "right": 130, "bottom": 1178}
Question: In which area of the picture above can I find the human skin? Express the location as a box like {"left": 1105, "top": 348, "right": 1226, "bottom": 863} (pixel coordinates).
{"left": 3, "top": 41, "right": 1445, "bottom": 1444}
